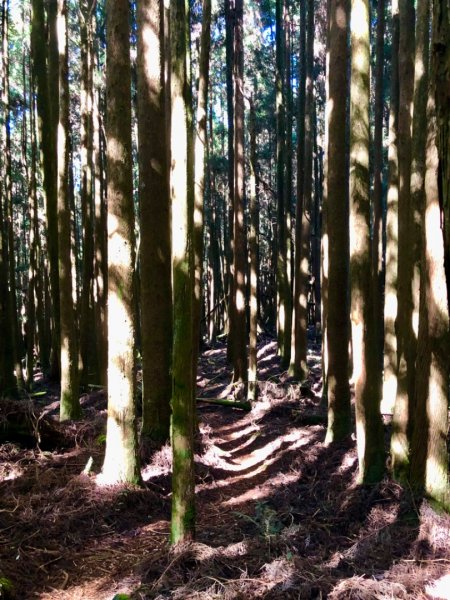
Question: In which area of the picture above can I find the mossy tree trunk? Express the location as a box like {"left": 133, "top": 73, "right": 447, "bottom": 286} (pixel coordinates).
{"left": 248, "top": 96, "right": 258, "bottom": 403}
{"left": 137, "top": 0, "right": 172, "bottom": 442}
{"left": 349, "top": 0, "right": 384, "bottom": 483}
{"left": 170, "top": 0, "right": 196, "bottom": 544}
{"left": 101, "top": 0, "right": 141, "bottom": 485}
{"left": 324, "top": 0, "right": 352, "bottom": 444}
{"left": 57, "top": 0, "right": 81, "bottom": 421}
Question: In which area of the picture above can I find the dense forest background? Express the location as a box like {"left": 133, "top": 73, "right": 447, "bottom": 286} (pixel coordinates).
{"left": 0, "top": 0, "right": 449, "bottom": 598}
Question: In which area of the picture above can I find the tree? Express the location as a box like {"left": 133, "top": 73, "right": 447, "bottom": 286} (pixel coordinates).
{"left": 231, "top": 0, "right": 247, "bottom": 384}
{"left": 391, "top": 0, "right": 415, "bottom": 479}
{"left": 324, "top": 0, "right": 352, "bottom": 444}
{"left": 136, "top": 0, "right": 172, "bottom": 442}
{"left": 57, "top": 0, "right": 81, "bottom": 421}
{"left": 170, "top": 0, "right": 196, "bottom": 544}
{"left": 410, "top": 0, "right": 449, "bottom": 507}
{"left": 248, "top": 94, "right": 258, "bottom": 402}
{"left": 349, "top": 0, "right": 384, "bottom": 482}
{"left": 101, "top": 0, "right": 141, "bottom": 485}
{"left": 382, "top": 0, "right": 399, "bottom": 414}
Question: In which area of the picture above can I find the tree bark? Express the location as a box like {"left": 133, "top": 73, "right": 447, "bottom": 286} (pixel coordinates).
{"left": 349, "top": 0, "right": 384, "bottom": 483}
{"left": 170, "top": 0, "right": 196, "bottom": 544}
{"left": 324, "top": 0, "right": 352, "bottom": 443}
{"left": 137, "top": 0, "right": 172, "bottom": 441}
{"left": 101, "top": 0, "right": 141, "bottom": 485}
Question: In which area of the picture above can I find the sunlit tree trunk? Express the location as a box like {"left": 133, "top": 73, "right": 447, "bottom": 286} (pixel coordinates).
{"left": 372, "top": 0, "right": 385, "bottom": 367}
{"left": 289, "top": 0, "right": 307, "bottom": 379}
{"left": 56, "top": 0, "right": 80, "bottom": 421}
{"left": 324, "top": 0, "right": 351, "bottom": 443}
{"left": 349, "top": 0, "right": 384, "bottom": 483}
{"left": 170, "top": 0, "right": 195, "bottom": 544}
{"left": 410, "top": 0, "right": 449, "bottom": 506}
{"left": 101, "top": 0, "right": 141, "bottom": 484}
{"left": 231, "top": 0, "right": 247, "bottom": 384}
{"left": 248, "top": 96, "right": 258, "bottom": 402}
{"left": 382, "top": 0, "right": 399, "bottom": 414}
{"left": 137, "top": 0, "right": 172, "bottom": 441}
{"left": 275, "top": 0, "right": 291, "bottom": 367}
{"left": 79, "top": 0, "right": 96, "bottom": 388}
{"left": 391, "top": 0, "right": 415, "bottom": 480}
{"left": 192, "top": 0, "right": 212, "bottom": 397}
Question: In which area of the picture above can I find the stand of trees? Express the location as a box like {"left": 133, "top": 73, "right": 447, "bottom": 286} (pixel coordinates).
{"left": 0, "top": 0, "right": 448, "bottom": 545}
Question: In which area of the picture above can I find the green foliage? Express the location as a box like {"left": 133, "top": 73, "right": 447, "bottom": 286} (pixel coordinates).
{"left": 234, "top": 501, "right": 283, "bottom": 540}
{"left": 96, "top": 433, "right": 107, "bottom": 446}
{"left": 0, "top": 577, "right": 14, "bottom": 599}
{"left": 112, "top": 594, "right": 130, "bottom": 600}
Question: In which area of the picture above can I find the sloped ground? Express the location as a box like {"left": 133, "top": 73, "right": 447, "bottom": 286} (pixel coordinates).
{"left": 0, "top": 335, "right": 449, "bottom": 599}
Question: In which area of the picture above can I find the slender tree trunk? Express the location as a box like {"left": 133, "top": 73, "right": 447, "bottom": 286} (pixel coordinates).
{"left": 290, "top": 0, "right": 314, "bottom": 379}
{"left": 79, "top": 0, "right": 96, "bottom": 388}
{"left": 2, "top": 0, "right": 24, "bottom": 392}
{"left": 170, "top": 0, "right": 195, "bottom": 544}
{"left": 137, "top": 0, "right": 172, "bottom": 441}
{"left": 231, "top": 0, "right": 247, "bottom": 384}
{"left": 349, "top": 0, "right": 384, "bottom": 482}
{"left": 372, "top": 0, "right": 385, "bottom": 368}
{"left": 382, "top": 0, "right": 399, "bottom": 414}
{"left": 391, "top": 0, "right": 415, "bottom": 479}
{"left": 410, "top": 0, "right": 449, "bottom": 507}
{"left": 101, "top": 0, "right": 141, "bottom": 485}
{"left": 57, "top": 0, "right": 80, "bottom": 421}
{"left": 324, "top": 0, "right": 352, "bottom": 443}
{"left": 248, "top": 96, "right": 258, "bottom": 402}
{"left": 225, "top": 0, "right": 234, "bottom": 360}
{"left": 192, "top": 0, "right": 212, "bottom": 399}
{"left": 31, "top": 0, "right": 59, "bottom": 380}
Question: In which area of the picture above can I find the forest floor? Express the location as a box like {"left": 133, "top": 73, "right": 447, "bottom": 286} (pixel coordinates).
{"left": 0, "top": 334, "right": 449, "bottom": 600}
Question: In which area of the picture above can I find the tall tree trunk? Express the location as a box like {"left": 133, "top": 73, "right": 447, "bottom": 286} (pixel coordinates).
{"left": 275, "top": 0, "right": 290, "bottom": 366}
{"left": 411, "top": 0, "right": 450, "bottom": 507}
{"left": 324, "top": 0, "right": 352, "bottom": 443}
{"left": 372, "top": 0, "right": 385, "bottom": 368}
{"left": 137, "top": 0, "right": 172, "bottom": 441}
{"left": 225, "top": 0, "right": 234, "bottom": 360}
{"left": 170, "top": 0, "right": 195, "bottom": 544}
{"left": 57, "top": 0, "right": 81, "bottom": 421}
{"left": 101, "top": 0, "right": 141, "bottom": 485}
{"left": 350, "top": 0, "right": 384, "bottom": 483}
{"left": 192, "top": 0, "right": 212, "bottom": 400}
{"left": 382, "top": 0, "right": 399, "bottom": 414}
{"left": 2, "top": 0, "right": 24, "bottom": 392}
{"left": 231, "top": 0, "right": 247, "bottom": 384}
{"left": 30, "top": 0, "right": 59, "bottom": 379}
{"left": 290, "top": 0, "right": 314, "bottom": 379}
{"left": 79, "top": 0, "right": 96, "bottom": 388}
{"left": 410, "top": 0, "right": 449, "bottom": 507}
{"left": 391, "top": 0, "right": 415, "bottom": 480}
{"left": 248, "top": 96, "right": 258, "bottom": 402}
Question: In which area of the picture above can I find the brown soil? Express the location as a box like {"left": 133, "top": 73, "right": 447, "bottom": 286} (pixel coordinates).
{"left": 0, "top": 335, "right": 449, "bottom": 599}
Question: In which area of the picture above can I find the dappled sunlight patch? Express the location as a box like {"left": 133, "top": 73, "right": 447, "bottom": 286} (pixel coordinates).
{"left": 141, "top": 441, "right": 172, "bottom": 481}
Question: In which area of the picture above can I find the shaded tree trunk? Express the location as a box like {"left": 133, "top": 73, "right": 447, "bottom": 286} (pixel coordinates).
{"left": 324, "top": 0, "right": 352, "bottom": 443}
{"left": 137, "top": 0, "right": 172, "bottom": 441}
{"left": 57, "top": 0, "right": 81, "bottom": 421}
{"left": 391, "top": 0, "right": 416, "bottom": 480}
